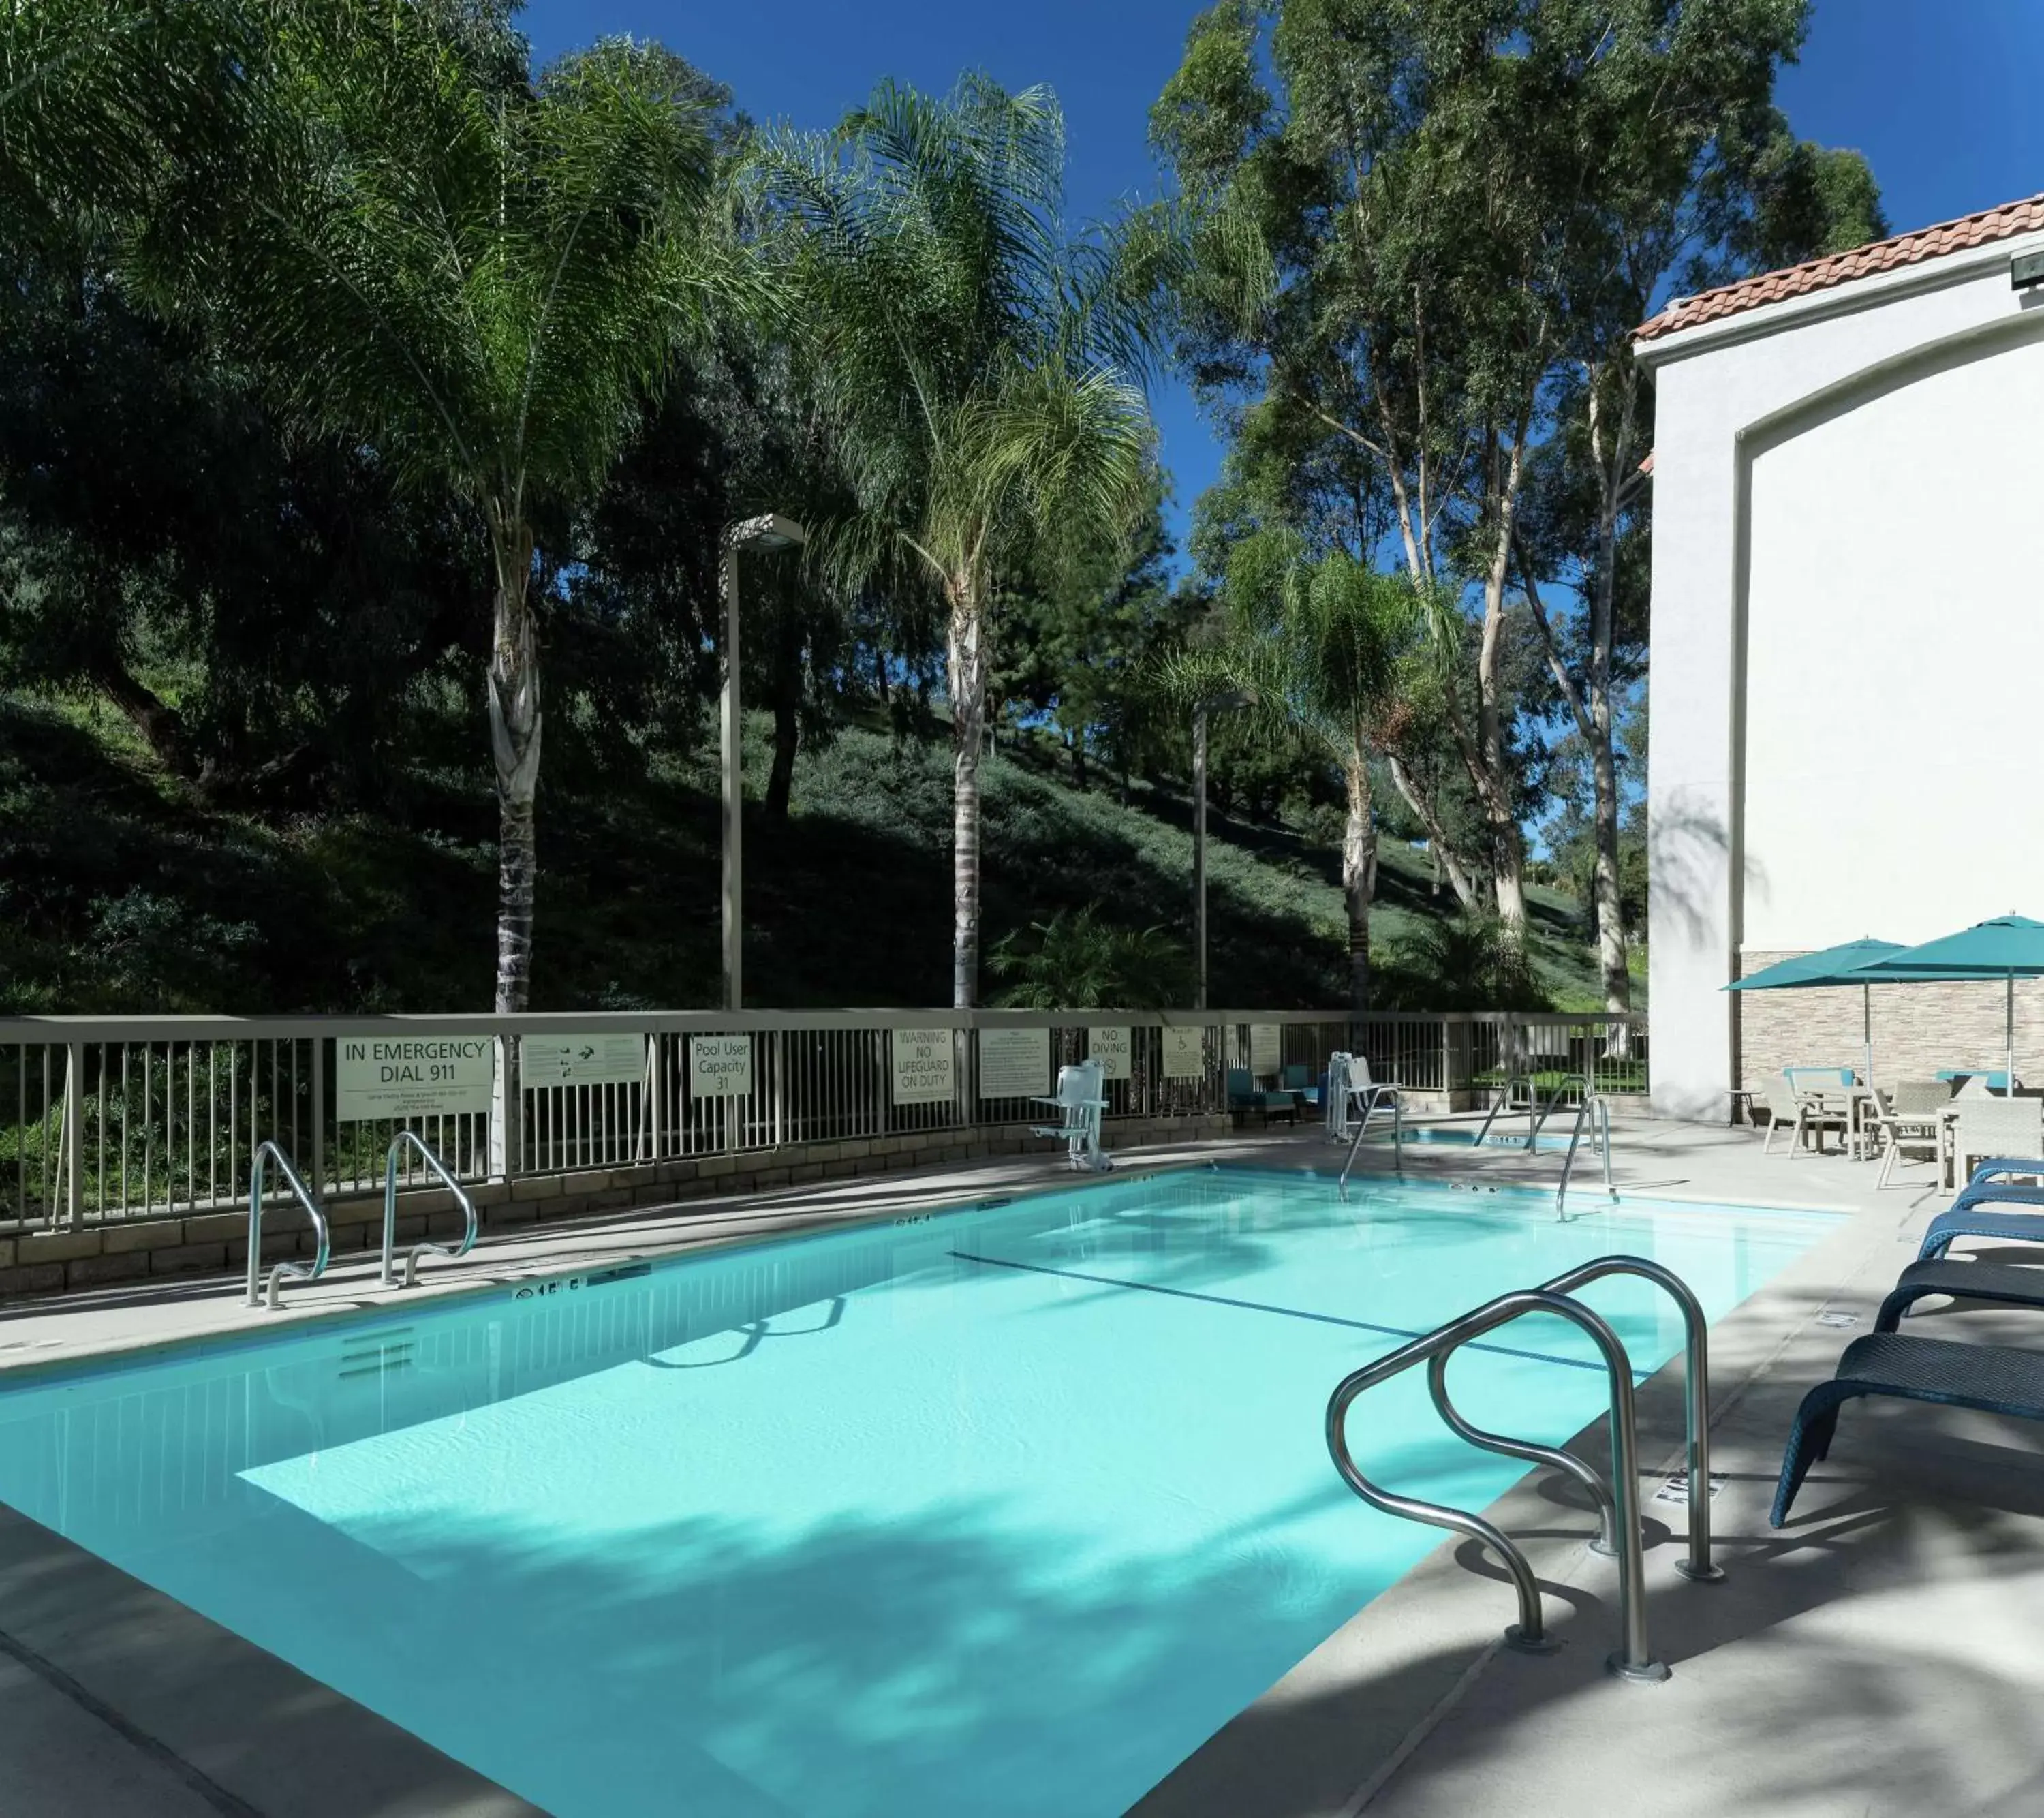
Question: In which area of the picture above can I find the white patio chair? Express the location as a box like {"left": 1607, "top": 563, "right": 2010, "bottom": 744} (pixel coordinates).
{"left": 1032, "top": 1059, "right": 1110, "bottom": 1173}
{"left": 1952, "top": 1097, "right": 2044, "bottom": 1187}
{"left": 1863, "top": 1084, "right": 1944, "bottom": 1189}
{"left": 1759, "top": 1073, "right": 1846, "bottom": 1158}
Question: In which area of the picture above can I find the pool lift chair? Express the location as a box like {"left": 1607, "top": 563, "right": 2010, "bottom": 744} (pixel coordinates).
{"left": 1331, "top": 1053, "right": 1404, "bottom": 1200}
{"left": 1033, "top": 1058, "right": 1111, "bottom": 1173}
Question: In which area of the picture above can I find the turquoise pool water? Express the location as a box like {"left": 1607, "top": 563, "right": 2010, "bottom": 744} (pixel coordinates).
{"left": 1373, "top": 1124, "right": 1577, "bottom": 1150}
{"left": 0, "top": 1169, "right": 1833, "bottom": 1817}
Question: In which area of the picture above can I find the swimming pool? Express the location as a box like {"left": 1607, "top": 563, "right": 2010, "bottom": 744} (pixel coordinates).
{"left": 0, "top": 1168, "right": 1833, "bottom": 1817}
{"left": 1366, "top": 1122, "right": 1578, "bottom": 1150}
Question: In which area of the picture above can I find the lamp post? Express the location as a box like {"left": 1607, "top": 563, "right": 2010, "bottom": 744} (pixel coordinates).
{"left": 721, "top": 514, "right": 807, "bottom": 1012}
{"left": 1192, "top": 690, "right": 1250, "bottom": 1011}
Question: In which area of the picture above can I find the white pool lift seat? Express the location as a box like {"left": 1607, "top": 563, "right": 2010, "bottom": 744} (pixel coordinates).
{"left": 1033, "top": 1058, "right": 1111, "bottom": 1173}
{"left": 1327, "top": 1051, "right": 1401, "bottom": 1140}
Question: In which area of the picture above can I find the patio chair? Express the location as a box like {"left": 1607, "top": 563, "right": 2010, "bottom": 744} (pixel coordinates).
{"left": 1032, "top": 1059, "right": 1110, "bottom": 1171}
{"left": 1227, "top": 1067, "right": 1298, "bottom": 1127}
{"left": 1759, "top": 1073, "right": 1846, "bottom": 1157}
{"left": 1282, "top": 1064, "right": 1322, "bottom": 1112}
{"left": 1863, "top": 1084, "right": 1945, "bottom": 1188}
{"left": 1770, "top": 1334, "right": 2044, "bottom": 1525}
{"left": 1951, "top": 1098, "right": 2044, "bottom": 1187}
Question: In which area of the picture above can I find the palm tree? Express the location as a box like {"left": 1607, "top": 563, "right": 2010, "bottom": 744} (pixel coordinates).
{"left": 126, "top": 5, "right": 747, "bottom": 1013}
{"left": 1167, "top": 544, "right": 1427, "bottom": 1013}
{"left": 752, "top": 77, "right": 1154, "bottom": 1007}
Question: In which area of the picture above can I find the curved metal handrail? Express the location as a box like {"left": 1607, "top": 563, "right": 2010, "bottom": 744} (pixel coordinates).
{"left": 1326, "top": 1284, "right": 1668, "bottom": 1682}
{"left": 1538, "top": 1254, "right": 1722, "bottom": 1583}
{"left": 1526, "top": 1072, "right": 1594, "bottom": 1148}
{"left": 247, "top": 1141, "right": 330, "bottom": 1311}
{"left": 1425, "top": 1349, "right": 1620, "bottom": 1557}
{"left": 382, "top": 1131, "right": 478, "bottom": 1288}
{"left": 1555, "top": 1093, "right": 1617, "bottom": 1215}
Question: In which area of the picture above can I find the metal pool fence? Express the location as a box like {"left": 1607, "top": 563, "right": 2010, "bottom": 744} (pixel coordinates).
{"left": 0, "top": 1010, "right": 1647, "bottom": 1234}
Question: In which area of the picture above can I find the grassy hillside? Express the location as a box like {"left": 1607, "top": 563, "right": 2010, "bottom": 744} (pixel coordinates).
{"left": 0, "top": 691, "right": 1629, "bottom": 1015}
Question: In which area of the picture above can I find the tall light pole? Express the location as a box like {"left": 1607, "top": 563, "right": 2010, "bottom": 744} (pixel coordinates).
{"left": 722, "top": 514, "right": 807, "bottom": 1012}
{"left": 1192, "top": 690, "right": 1250, "bottom": 1011}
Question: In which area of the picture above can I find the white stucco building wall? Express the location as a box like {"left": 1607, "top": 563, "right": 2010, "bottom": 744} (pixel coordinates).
{"left": 1639, "top": 202, "right": 2044, "bottom": 1118}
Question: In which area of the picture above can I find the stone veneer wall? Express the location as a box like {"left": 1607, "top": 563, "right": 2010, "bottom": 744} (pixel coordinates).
{"left": 0, "top": 1112, "right": 1234, "bottom": 1301}
{"left": 1737, "top": 948, "right": 2044, "bottom": 1094}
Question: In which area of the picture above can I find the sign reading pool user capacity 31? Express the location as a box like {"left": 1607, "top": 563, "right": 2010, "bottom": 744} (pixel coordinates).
{"left": 336, "top": 1036, "right": 495, "bottom": 1122}
{"left": 689, "top": 1034, "right": 753, "bottom": 1098}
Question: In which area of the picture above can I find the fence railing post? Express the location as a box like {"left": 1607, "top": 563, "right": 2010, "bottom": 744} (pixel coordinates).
{"left": 63, "top": 1040, "right": 83, "bottom": 1232}
{"left": 310, "top": 1036, "right": 326, "bottom": 1206}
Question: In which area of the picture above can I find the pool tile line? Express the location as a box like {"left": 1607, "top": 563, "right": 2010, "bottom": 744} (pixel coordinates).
{"left": 948, "top": 1250, "right": 1630, "bottom": 1376}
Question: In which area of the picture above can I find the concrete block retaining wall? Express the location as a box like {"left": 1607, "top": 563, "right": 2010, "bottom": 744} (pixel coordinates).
{"left": 0, "top": 1113, "right": 1233, "bottom": 1301}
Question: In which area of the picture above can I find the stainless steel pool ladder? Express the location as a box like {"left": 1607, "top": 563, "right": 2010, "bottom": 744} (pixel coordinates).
{"left": 1335, "top": 1087, "right": 1404, "bottom": 1200}
{"left": 1325, "top": 1255, "right": 1722, "bottom": 1684}
{"left": 1555, "top": 1092, "right": 1616, "bottom": 1216}
{"left": 246, "top": 1140, "right": 330, "bottom": 1310}
{"left": 381, "top": 1131, "right": 478, "bottom": 1287}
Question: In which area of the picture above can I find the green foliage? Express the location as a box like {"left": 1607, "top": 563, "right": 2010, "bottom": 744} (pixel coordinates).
{"left": 0, "top": 690, "right": 1625, "bottom": 1014}
{"left": 753, "top": 77, "right": 1154, "bottom": 605}
{"left": 989, "top": 908, "right": 1192, "bottom": 1010}
{"left": 1383, "top": 912, "right": 1547, "bottom": 1013}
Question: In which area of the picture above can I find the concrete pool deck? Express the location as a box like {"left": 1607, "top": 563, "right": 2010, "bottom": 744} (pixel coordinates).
{"left": 0, "top": 1113, "right": 2033, "bottom": 1816}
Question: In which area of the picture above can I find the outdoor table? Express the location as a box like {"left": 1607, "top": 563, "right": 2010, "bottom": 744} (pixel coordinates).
{"left": 1799, "top": 1088, "right": 1861, "bottom": 1157}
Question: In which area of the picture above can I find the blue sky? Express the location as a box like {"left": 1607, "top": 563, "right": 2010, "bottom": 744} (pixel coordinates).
{"left": 520, "top": 0, "right": 2044, "bottom": 560}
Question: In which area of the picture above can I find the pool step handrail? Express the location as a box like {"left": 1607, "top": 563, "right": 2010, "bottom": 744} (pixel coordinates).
{"left": 1525, "top": 1072, "right": 1594, "bottom": 1148}
{"left": 1325, "top": 1255, "right": 1722, "bottom": 1682}
{"left": 246, "top": 1141, "right": 330, "bottom": 1311}
{"left": 382, "top": 1130, "right": 479, "bottom": 1287}
{"left": 1536, "top": 1257, "right": 1722, "bottom": 1583}
{"left": 1555, "top": 1093, "right": 1617, "bottom": 1215}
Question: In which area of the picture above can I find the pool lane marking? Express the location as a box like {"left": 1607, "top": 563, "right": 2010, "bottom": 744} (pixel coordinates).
{"left": 949, "top": 1250, "right": 1632, "bottom": 1376}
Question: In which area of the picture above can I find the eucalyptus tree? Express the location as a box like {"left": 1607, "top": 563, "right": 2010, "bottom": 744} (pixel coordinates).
{"left": 1153, "top": 0, "right": 1816, "bottom": 951}
{"left": 1508, "top": 44, "right": 1882, "bottom": 1024}
{"left": 1167, "top": 532, "right": 1427, "bottom": 1013}
{"left": 754, "top": 77, "right": 1154, "bottom": 1007}
{"left": 127, "top": 7, "right": 754, "bottom": 1013}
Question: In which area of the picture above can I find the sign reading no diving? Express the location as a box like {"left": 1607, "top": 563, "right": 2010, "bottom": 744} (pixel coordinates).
{"left": 336, "top": 1036, "right": 495, "bottom": 1122}
{"left": 1087, "top": 1026, "right": 1131, "bottom": 1081}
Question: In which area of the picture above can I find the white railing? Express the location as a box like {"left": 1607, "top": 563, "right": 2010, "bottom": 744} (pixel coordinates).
{"left": 0, "top": 1008, "right": 1647, "bottom": 1233}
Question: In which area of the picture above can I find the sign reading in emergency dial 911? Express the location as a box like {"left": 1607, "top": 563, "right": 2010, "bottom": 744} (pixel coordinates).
{"left": 335, "top": 1036, "right": 495, "bottom": 1122}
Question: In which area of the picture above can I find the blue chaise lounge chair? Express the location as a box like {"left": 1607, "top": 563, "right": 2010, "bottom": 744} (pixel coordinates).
{"left": 1771, "top": 1334, "right": 2044, "bottom": 1526}
{"left": 1916, "top": 1160, "right": 2044, "bottom": 1264}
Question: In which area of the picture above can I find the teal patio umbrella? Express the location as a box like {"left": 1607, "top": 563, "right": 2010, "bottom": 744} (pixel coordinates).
{"left": 1842, "top": 915, "right": 2044, "bottom": 1091}
{"left": 1724, "top": 937, "right": 1904, "bottom": 1080}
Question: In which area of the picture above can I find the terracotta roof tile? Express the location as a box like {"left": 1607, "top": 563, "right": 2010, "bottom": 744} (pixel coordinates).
{"left": 1637, "top": 193, "right": 2044, "bottom": 343}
